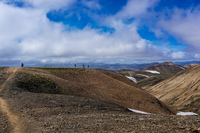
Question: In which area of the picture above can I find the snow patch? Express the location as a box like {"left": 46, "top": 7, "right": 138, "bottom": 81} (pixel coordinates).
{"left": 127, "top": 108, "right": 151, "bottom": 115}
{"left": 145, "top": 70, "right": 160, "bottom": 74}
{"left": 136, "top": 74, "right": 150, "bottom": 78}
{"left": 125, "top": 76, "right": 137, "bottom": 82}
{"left": 180, "top": 67, "right": 185, "bottom": 70}
{"left": 128, "top": 109, "right": 198, "bottom": 116}
{"left": 177, "top": 112, "right": 198, "bottom": 116}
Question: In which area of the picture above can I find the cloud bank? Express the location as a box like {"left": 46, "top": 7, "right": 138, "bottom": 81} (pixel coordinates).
{"left": 0, "top": 0, "right": 199, "bottom": 66}
{"left": 158, "top": 7, "right": 200, "bottom": 52}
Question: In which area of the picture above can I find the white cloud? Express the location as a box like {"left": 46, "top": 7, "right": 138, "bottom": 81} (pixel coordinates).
{"left": 82, "top": 0, "right": 101, "bottom": 10}
{"left": 158, "top": 7, "right": 200, "bottom": 53}
{"left": 194, "top": 54, "right": 200, "bottom": 58}
{"left": 171, "top": 52, "right": 186, "bottom": 59}
{"left": 2, "top": 0, "right": 75, "bottom": 10}
{"left": 116, "top": 0, "right": 159, "bottom": 19}
{"left": 30, "top": 0, "right": 76, "bottom": 11}
{"left": 0, "top": 0, "right": 190, "bottom": 65}
{"left": 150, "top": 28, "right": 165, "bottom": 38}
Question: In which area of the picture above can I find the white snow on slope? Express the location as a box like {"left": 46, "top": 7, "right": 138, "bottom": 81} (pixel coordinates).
{"left": 136, "top": 74, "right": 150, "bottom": 78}
{"left": 180, "top": 67, "right": 185, "bottom": 70}
{"left": 145, "top": 70, "right": 160, "bottom": 74}
{"left": 125, "top": 76, "right": 137, "bottom": 82}
{"left": 127, "top": 108, "right": 151, "bottom": 115}
{"left": 177, "top": 112, "right": 198, "bottom": 116}
{"left": 128, "top": 109, "right": 198, "bottom": 116}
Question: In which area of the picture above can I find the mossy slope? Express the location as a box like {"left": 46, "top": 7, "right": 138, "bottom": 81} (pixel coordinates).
{"left": 16, "top": 72, "right": 66, "bottom": 94}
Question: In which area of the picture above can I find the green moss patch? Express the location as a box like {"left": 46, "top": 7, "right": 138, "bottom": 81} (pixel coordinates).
{"left": 16, "top": 72, "right": 66, "bottom": 94}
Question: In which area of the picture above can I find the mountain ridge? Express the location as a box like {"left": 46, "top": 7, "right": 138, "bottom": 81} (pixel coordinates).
{"left": 118, "top": 62, "right": 185, "bottom": 88}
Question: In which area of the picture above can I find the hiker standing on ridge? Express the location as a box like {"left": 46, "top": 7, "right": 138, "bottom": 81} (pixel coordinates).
{"left": 21, "top": 63, "right": 24, "bottom": 67}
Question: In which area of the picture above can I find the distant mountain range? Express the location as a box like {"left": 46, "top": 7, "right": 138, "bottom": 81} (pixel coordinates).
{"left": 42, "top": 62, "right": 159, "bottom": 71}
{"left": 40, "top": 60, "right": 199, "bottom": 71}
{"left": 175, "top": 61, "right": 200, "bottom": 66}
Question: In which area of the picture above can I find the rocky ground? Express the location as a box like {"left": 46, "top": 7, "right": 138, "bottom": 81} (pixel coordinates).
{"left": 0, "top": 67, "right": 199, "bottom": 133}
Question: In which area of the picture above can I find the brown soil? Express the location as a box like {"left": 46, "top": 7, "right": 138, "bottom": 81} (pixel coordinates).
{"left": 146, "top": 65, "right": 200, "bottom": 114}
{"left": 118, "top": 62, "right": 184, "bottom": 89}
{"left": 16, "top": 67, "right": 176, "bottom": 115}
{"left": 143, "top": 62, "right": 184, "bottom": 75}
{"left": 0, "top": 67, "right": 199, "bottom": 133}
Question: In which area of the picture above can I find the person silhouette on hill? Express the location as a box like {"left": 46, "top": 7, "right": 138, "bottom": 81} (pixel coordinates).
{"left": 21, "top": 63, "right": 24, "bottom": 67}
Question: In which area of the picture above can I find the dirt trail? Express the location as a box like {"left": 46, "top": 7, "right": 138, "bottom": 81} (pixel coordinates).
{"left": 0, "top": 67, "right": 22, "bottom": 133}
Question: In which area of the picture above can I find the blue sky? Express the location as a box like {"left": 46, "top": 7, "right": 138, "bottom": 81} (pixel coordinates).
{"left": 0, "top": 0, "right": 200, "bottom": 65}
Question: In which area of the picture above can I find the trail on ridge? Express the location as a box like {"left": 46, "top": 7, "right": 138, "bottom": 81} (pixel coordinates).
{"left": 0, "top": 67, "right": 22, "bottom": 133}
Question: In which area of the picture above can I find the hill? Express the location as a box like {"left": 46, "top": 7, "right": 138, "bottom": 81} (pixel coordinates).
{"left": 184, "top": 64, "right": 199, "bottom": 69}
{"left": 0, "top": 67, "right": 135, "bottom": 132}
{"left": 143, "top": 61, "right": 185, "bottom": 74}
{"left": 14, "top": 67, "right": 176, "bottom": 115}
{"left": 0, "top": 67, "right": 200, "bottom": 132}
{"left": 118, "top": 62, "right": 184, "bottom": 88}
{"left": 146, "top": 65, "right": 200, "bottom": 114}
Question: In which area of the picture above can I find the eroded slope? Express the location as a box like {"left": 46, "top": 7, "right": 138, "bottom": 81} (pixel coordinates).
{"left": 147, "top": 65, "right": 200, "bottom": 114}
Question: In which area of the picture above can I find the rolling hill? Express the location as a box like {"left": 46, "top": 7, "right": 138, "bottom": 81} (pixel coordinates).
{"left": 118, "top": 62, "right": 185, "bottom": 88}
{"left": 1, "top": 67, "right": 200, "bottom": 132}
{"left": 14, "top": 67, "right": 176, "bottom": 115}
{"left": 146, "top": 65, "right": 200, "bottom": 114}
{"left": 143, "top": 61, "right": 185, "bottom": 74}
{"left": 183, "top": 63, "right": 199, "bottom": 69}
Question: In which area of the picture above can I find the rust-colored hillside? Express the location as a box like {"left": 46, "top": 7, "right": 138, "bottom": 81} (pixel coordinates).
{"left": 118, "top": 62, "right": 184, "bottom": 89}
{"left": 1, "top": 67, "right": 200, "bottom": 133}
{"left": 147, "top": 65, "right": 200, "bottom": 114}
{"left": 15, "top": 67, "right": 176, "bottom": 115}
